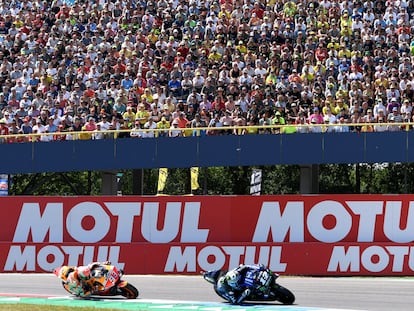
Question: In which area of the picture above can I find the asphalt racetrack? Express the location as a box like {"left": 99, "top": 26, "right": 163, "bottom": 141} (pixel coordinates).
{"left": 0, "top": 274, "right": 413, "bottom": 311}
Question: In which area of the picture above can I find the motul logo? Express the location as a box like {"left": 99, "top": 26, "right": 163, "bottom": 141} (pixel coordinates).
{"left": 12, "top": 200, "right": 414, "bottom": 244}
{"left": 12, "top": 202, "right": 209, "bottom": 243}
{"left": 328, "top": 246, "right": 414, "bottom": 273}
{"left": 165, "top": 246, "right": 287, "bottom": 272}
{"left": 252, "top": 201, "right": 414, "bottom": 243}
{"left": 5, "top": 245, "right": 123, "bottom": 272}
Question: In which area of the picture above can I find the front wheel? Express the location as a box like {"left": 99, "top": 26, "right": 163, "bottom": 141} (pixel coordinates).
{"left": 62, "top": 282, "right": 73, "bottom": 295}
{"left": 272, "top": 284, "right": 295, "bottom": 305}
{"left": 119, "top": 283, "right": 139, "bottom": 299}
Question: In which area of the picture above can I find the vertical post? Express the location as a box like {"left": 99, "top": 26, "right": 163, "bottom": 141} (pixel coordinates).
{"left": 202, "top": 167, "right": 208, "bottom": 195}
{"left": 101, "top": 171, "right": 117, "bottom": 195}
{"left": 300, "top": 165, "right": 319, "bottom": 194}
{"left": 132, "top": 169, "right": 144, "bottom": 195}
{"left": 355, "top": 164, "right": 360, "bottom": 194}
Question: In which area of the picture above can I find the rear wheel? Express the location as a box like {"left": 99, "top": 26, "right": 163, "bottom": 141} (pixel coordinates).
{"left": 272, "top": 284, "right": 295, "bottom": 305}
{"left": 120, "top": 283, "right": 139, "bottom": 299}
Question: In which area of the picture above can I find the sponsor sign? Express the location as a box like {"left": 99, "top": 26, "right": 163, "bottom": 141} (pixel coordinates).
{"left": 0, "top": 175, "right": 8, "bottom": 196}
{"left": 1, "top": 196, "right": 414, "bottom": 275}
{"left": 250, "top": 169, "right": 262, "bottom": 195}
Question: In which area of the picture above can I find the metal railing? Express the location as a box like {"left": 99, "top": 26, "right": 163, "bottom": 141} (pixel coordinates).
{"left": 0, "top": 121, "right": 411, "bottom": 143}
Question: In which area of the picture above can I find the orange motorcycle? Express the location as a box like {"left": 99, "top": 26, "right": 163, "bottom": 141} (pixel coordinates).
{"left": 54, "top": 263, "right": 139, "bottom": 299}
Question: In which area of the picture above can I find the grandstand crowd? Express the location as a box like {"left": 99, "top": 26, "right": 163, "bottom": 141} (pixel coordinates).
{"left": 0, "top": 0, "right": 413, "bottom": 142}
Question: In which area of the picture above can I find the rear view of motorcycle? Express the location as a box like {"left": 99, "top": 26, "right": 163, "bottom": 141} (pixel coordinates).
{"left": 53, "top": 262, "right": 139, "bottom": 299}
{"left": 203, "top": 264, "right": 295, "bottom": 305}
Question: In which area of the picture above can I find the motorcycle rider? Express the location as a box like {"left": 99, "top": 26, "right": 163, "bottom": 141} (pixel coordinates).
{"left": 216, "top": 264, "right": 270, "bottom": 304}
{"left": 54, "top": 261, "right": 111, "bottom": 297}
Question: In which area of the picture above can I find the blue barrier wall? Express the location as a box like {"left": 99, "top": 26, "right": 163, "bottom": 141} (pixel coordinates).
{"left": 1, "top": 132, "right": 413, "bottom": 174}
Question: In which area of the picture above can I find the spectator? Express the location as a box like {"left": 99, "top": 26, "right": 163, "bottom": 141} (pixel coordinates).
{"left": 0, "top": 119, "right": 9, "bottom": 143}
{"left": 335, "top": 117, "right": 350, "bottom": 133}
{"left": 142, "top": 117, "right": 157, "bottom": 138}
{"left": 93, "top": 124, "right": 105, "bottom": 140}
{"left": 172, "top": 112, "right": 189, "bottom": 129}
{"left": 169, "top": 120, "right": 183, "bottom": 138}
{"left": 156, "top": 117, "right": 170, "bottom": 137}
{"left": 207, "top": 113, "right": 223, "bottom": 136}
{"left": 0, "top": 0, "right": 412, "bottom": 144}
{"left": 21, "top": 117, "right": 33, "bottom": 135}
{"left": 388, "top": 107, "right": 403, "bottom": 124}
{"left": 130, "top": 120, "right": 144, "bottom": 138}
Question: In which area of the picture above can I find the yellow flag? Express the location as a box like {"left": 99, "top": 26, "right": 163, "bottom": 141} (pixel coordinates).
{"left": 190, "top": 167, "right": 200, "bottom": 191}
{"left": 157, "top": 168, "right": 168, "bottom": 193}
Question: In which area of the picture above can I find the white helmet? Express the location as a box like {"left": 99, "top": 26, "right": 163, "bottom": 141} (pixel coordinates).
{"left": 226, "top": 271, "right": 240, "bottom": 287}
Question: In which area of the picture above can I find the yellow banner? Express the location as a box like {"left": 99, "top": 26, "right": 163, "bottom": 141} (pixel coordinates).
{"left": 157, "top": 168, "right": 168, "bottom": 193}
{"left": 190, "top": 167, "right": 200, "bottom": 191}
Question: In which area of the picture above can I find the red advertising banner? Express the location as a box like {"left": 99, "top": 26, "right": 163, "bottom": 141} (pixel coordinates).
{"left": 1, "top": 195, "right": 414, "bottom": 275}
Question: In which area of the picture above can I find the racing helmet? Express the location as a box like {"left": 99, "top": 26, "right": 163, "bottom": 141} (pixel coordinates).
{"left": 54, "top": 266, "right": 75, "bottom": 282}
{"left": 226, "top": 270, "right": 240, "bottom": 287}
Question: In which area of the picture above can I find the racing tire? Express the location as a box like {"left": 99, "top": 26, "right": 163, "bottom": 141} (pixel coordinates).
{"left": 62, "top": 282, "right": 73, "bottom": 295}
{"left": 120, "top": 283, "right": 139, "bottom": 299}
{"left": 272, "top": 284, "right": 295, "bottom": 305}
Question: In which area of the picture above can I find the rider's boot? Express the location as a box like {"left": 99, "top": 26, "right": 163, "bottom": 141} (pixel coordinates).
{"left": 236, "top": 288, "right": 251, "bottom": 304}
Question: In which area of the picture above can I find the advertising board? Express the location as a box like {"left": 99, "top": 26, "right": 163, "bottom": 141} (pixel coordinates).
{"left": 1, "top": 195, "right": 413, "bottom": 275}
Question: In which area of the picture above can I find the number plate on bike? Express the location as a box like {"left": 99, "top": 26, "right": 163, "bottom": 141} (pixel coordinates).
{"left": 256, "top": 270, "right": 271, "bottom": 287}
